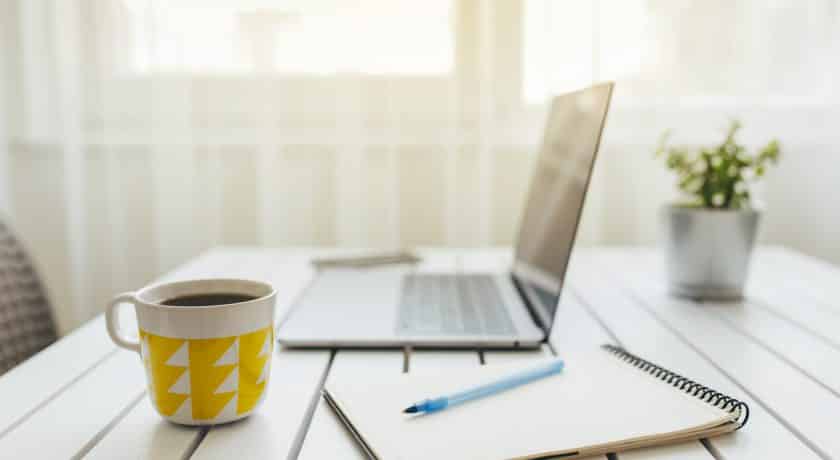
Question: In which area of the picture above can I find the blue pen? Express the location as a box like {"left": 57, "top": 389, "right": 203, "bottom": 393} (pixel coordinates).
{"left": 402, "top": 358, "right": 565, "bottom": 414}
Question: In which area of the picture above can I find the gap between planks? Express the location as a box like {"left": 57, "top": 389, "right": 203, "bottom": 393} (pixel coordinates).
{"left": 284, "top": 350, "right": 338, "bottom": 460}
{"left": 747, "top": 297, "right": 840, "bottom": 355}
{"left": 0, "top": 347, "right": 119, "bottom": 440}
{"left": 614, "top": 284, "right": 832, "bottom": 460}
{"left": 181, "top": 427, "right": 211, "bottom": 460}
{"left": 706, "top": 304, "right": 840, "bottom": 400}
{"left": 71, "top": 390, "right": 147, "bottom": 460}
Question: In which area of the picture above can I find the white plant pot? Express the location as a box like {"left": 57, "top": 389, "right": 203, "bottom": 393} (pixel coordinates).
{"left": 661, "top": 205, "right": 760, "bottom": 300}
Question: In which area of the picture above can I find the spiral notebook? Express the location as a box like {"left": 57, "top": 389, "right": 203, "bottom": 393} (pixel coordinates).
{"left": 324, "top": 345, "right": 750, "bottom": 460}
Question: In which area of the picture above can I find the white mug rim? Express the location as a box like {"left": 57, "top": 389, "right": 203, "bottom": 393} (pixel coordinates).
{"left": 134, "top": 278, "right": 276, "bottom": 312}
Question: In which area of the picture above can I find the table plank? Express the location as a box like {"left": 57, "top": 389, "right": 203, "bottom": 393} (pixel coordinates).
{"left": 576, "top": 249, "right": 826, "bottom": 459}
{"left": 755, "top": 247, "right": 840, "bottom": 312}
{"left": 624, "top": 250, "right": 840, "bottom": 398}
{"left": 297, "top": 351, "right": 405, "bottom": 459}
{"left": 83, "top": 395, "right": 199, "bottom": 460}
{"left": 0, "top": 349, "right": 146, "bottom": 458}
{"left": 749, "top": 259, "right": 840, "bottom": 349}
{"left": 748, "top": 285, "right": 840, "bottom": 352}
{"left": 0, "top": 316, "right": 115, "bottom": 437}
{"left": 708, "top": 300, "right": 840, "bottom": 396}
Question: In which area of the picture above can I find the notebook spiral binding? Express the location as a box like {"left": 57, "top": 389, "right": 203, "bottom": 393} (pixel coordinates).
{"left": 602, "top": 344, "right": 750, "bottom": 429}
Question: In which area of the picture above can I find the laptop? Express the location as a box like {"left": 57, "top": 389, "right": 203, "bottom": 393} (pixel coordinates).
{"left": 279, "top": 82, "right": 614, "bottom": 349}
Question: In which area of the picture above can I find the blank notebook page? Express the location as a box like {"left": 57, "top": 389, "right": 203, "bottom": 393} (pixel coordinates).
{"left": 325, "top": 350, "right": 735, "bottom": 460}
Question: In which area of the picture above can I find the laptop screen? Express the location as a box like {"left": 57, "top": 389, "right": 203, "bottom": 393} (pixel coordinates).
{"left": 512, "top": 82, "right": 613, "bottom": 336}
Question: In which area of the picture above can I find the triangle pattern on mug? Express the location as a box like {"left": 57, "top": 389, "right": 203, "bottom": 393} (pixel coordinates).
{"left": 189, "top": 336, "right": 238, "bottom": 420}
{"left": 172, "top": 397, "right": 192, "bottom": 421}
{"left": 215, "top": 367, "right": 238, "bottom": 394}
{"left": 237, "top": 327, "right": 273, "bottom": 415}
{"left": 147, "top": 334, "right": 190, "bottom": 417}
{"left": 140, "top": 327, "right": 273, "bottom": 422}
{"left": 165, "top": 342, "right": 189, "bottom": 367}
{"left": 214, "top": 339, "right": 239, "bottom": 367}
{"left": 169, "top": 369, "right": 190, "bottom": 395}
{"left": 256, "top": 359, "right": 269, "bottom": 385}
{"left": 215, "top": 394, "right": 239, "bottom": 422}
{"left": 258, "top": 333, "right": 271, "bottom": 357}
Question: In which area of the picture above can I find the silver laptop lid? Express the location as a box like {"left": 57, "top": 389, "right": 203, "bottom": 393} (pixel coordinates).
{"left": 512, "top": 82, "right": 614, "bottom": 335}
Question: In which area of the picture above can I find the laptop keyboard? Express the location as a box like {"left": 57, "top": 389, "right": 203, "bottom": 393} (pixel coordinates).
{"left": 397, "top": 274, "right": 516, "bottom": 336}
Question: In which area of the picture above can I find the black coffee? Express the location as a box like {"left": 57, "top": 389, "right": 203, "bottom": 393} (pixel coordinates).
{"left": 161, "top": 293, "right": 257, "bottom": 307}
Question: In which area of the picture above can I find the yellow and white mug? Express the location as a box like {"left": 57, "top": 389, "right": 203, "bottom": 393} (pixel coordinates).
{"left": 105, "top": 279, "right": 276, "bottom": 425}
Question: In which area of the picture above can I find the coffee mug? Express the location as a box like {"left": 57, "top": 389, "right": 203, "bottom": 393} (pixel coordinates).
{"left": 105, "top": 279, "right": 276, "bottom": 425}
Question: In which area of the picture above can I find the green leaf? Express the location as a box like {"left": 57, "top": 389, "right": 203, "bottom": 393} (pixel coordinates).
{"left": 657, "top": 120, "right": 780, "bottom": 210}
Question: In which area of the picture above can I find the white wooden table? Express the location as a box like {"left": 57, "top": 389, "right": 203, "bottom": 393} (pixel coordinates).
{"left": 0, "top": 247, "right": 837, "bottom": 459}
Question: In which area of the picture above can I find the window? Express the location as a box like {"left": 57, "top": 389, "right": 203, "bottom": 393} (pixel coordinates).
{"left": 118, "top": 0, "right": 454, "bottom": 75}
{"left": 523, "top": 0, "right": 839, "bottom": 105}
{"left": 523, "top": 0, "right": 647, "bottom": 103}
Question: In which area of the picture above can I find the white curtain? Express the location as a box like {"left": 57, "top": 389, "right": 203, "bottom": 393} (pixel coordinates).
{"left": 1, "top": 0, "right": 839, "bottom": 333}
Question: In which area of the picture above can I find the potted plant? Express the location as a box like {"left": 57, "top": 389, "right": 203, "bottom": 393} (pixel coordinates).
{"left": 656, "top": 120, "right": 780, "bottom": 300}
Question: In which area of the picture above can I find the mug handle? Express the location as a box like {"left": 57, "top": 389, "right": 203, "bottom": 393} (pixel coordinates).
{"left": 105, "top": 292, "right": 141, "bottom": 354}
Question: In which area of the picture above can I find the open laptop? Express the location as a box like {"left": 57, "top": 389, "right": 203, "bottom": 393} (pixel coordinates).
{"left": 279, "top": 82, "right": 614, "bottom": 349}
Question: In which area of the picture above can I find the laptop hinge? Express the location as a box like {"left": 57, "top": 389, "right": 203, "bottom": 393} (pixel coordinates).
{"left": 511, "top": 274, "right": 550, "bottom": 341}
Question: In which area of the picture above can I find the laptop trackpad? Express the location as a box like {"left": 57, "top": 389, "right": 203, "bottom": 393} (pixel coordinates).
{"left": 281, "top": 268, "right": 404, "bottom": 341}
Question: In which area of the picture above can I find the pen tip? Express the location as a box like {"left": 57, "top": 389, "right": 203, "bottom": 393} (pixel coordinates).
{"left": 403, "top": 406, "right": 418, "bottom": 414}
